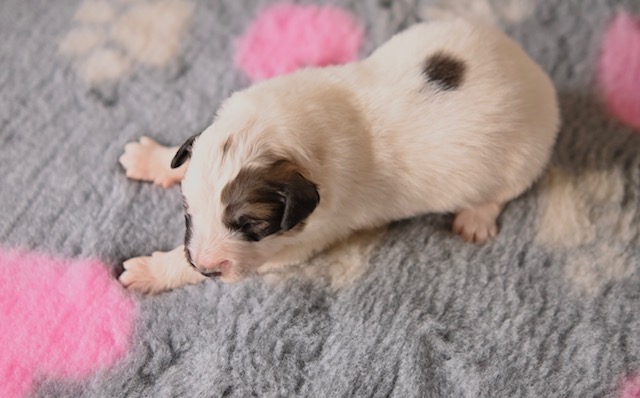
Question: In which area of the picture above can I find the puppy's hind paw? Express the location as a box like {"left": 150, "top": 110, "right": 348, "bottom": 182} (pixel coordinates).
{"left": 452, "top": 203, "right": 502, "bottom": 244}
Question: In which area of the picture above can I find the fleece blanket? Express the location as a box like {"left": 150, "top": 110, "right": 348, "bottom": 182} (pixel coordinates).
{"left": 1, "top": 0, "right": 640, "bottom": 396}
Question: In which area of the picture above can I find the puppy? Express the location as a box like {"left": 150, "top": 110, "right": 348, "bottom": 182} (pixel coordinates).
{"left": 118, "top": 18, "right": 560, "bottom": 294}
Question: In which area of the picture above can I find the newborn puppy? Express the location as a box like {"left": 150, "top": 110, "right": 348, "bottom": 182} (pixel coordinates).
{"left": 118, "top": 18, "right": 560, "bottom": 294}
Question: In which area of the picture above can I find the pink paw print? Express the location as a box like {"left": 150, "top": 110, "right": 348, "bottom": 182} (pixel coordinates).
{"left": 234, "top": 3, "right": 364, "bottom": 82}
{"left": 0, "top": 249, "right": 135, "bottom": 397}
{"left": 620, "top": 373, "right": 640, "bottom": 398}
{"left": 598, "top": 11, "right": 640, "bottom": 131}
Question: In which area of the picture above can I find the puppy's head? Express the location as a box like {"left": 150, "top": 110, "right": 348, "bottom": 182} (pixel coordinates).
{"left": 172, "top": 132, "right": 320, "bottom": 282}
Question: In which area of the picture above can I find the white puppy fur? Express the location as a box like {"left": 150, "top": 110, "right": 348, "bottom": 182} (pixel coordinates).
{"left": 119, "top": 18, "right": 559, "bottom": 294}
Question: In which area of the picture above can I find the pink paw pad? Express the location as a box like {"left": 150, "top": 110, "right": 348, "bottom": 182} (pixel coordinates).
{"left": 0, "top": 248, "right": 136, "bottom": 397}
{"left": 598, "top": 11, "right": 640, "bottom": 131}
{"left": 234, "top": 3, "right": 364, "bottom": 82}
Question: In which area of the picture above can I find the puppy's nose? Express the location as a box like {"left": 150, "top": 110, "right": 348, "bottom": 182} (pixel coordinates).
{"left": 197, "top": 259, "right": 231, "bottom": 277}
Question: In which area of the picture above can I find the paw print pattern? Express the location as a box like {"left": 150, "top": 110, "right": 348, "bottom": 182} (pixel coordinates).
{"left": 234, "top": 3, "right": 364, "bottom": 82}
{"left": 0, "top": 249, "right": 135, "bottom": 398}
{"left": 535, "top": 167, "right": 637, "bottom": 295}
{"left": 59, "top": 0, "right": 193, "bottom": 88}
{"left": 598, "top": 11, "right": 640, "bottom": 131}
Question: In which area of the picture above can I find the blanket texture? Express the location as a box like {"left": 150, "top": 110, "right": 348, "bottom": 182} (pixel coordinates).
{"left": 1, "top": 0, "right": 640, "bottom": 396}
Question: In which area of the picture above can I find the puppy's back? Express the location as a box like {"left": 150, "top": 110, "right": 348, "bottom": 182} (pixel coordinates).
{"left": 351, "top": 18, "right": 560, "bottom": 214}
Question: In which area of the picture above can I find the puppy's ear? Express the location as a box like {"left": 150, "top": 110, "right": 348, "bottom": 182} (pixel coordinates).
{"left": 171, "top": 133, "right": 200, "bottom": 169}
{"left": 280, "top": 171, "right": 320, "bottom": 231}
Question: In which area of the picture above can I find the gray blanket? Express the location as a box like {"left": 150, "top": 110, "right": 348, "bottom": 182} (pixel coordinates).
{"left": 2, "top": 0, "right": 639, "bottom": 396}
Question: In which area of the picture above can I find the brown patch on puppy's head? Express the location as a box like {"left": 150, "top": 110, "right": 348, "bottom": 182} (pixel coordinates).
{"left": 221, "top": 159, "right": 320, "bottom": 241}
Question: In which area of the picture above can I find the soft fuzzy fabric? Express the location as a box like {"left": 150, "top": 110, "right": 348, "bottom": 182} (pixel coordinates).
{"left": 234, "top": 3, "right": 363, "bottom": 81}
{"left": 0, "top": 249, "right": 135, "bottom": 398}
{"left": 598, "top": 11, "right": 640, "bottom": 130}
{"left": 1, "top": 0, "right": 640, "bottom": 397}
{"left": 621, "top": 374, "right": 640, "bottom": 398}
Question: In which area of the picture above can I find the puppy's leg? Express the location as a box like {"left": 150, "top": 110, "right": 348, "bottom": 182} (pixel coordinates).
{"left": 119, "top": 245, "right": 206, "bottom": 294}
{"left": 452, "top": 202, "right": 503, "bottom": 244}
{"left": 119, "top": 136, "right": 187, "bottom": 188}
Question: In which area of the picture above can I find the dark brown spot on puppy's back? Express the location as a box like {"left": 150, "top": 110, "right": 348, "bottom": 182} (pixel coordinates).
{"left": 423, "top": 52, "right": 466, "bottom": 90}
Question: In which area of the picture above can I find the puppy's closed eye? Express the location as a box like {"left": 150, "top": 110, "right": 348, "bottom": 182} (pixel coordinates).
{"left": 227, "top": 202, "right": 284, "bottom": 241}
{"left": 232, "top": 215, "right": 281, "bottom": 242}
{"left": 242, "top": 219, "right": 272, "bottom": 234}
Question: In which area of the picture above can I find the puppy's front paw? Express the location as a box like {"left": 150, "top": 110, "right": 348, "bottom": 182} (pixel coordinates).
{"left": 118, "top": 136, "right": 184, "bottom": 188}
{"left": 119, "top": 254, "right": 168, "bottom": 294}
{"left": 452, "top": 206, "right": 499, "bottom": 244}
